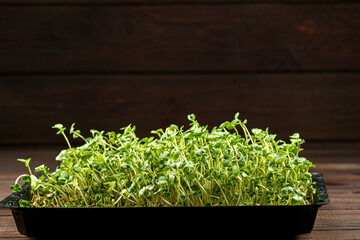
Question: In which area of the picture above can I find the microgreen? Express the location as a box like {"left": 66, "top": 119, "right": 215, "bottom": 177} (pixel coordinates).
{"left": 11, "top": 113, "right": 316, "bottom": 207}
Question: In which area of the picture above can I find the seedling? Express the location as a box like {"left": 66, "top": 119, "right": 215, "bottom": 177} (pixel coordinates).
{"left": 11, "top": 113, "right": 316, "bottom": 207}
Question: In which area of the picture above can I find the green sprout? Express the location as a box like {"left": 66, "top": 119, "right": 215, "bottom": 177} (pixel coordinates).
{"left": 11, "top": 113, "right": 316, "bottom": 207}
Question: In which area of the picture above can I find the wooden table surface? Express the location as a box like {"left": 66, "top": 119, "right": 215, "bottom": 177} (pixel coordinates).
{"left": 1, "top": 143, "right": 360, "bottom": 239}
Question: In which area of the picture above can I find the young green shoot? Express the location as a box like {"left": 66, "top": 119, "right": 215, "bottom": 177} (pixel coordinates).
{"left": 11, "top": 113, "right": 316, "bottom": 208}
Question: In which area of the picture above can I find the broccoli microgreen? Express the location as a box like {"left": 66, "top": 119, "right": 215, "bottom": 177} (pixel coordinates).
{"left": 11, "top": 113, "right": 316, "bottom": 207}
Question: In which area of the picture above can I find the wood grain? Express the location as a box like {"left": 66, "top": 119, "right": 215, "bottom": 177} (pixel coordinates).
{"left": 0, "top": 4, "right": 358, "bottom": 73}
{"left": 0, "top": 0, "right": 356, "bottom": 5}
{"left": 296, "top": 230, "right": 360, "bottom": 240}
{"left": 1, "top": 73, "right": 359, "bottom": 144}
{"left": 315, "top": 210, "right": 360, "bottom": 230}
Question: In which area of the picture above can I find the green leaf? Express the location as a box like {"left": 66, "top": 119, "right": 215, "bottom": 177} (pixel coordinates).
{"left": 187, "top": 113, "right": 196, "bottom": 122}
{"left": 52, "top": 123, "right": 64, "bottom": 129}
{"left": 70, "top": 123, "right": 81, "bottom": 138}
{"left": 69, "top": 123, "right": 76, "bottom": 134}
{"left": 139, "top": 185, "right": 154, "bottom": 197}
{"left": 19, "top": 199, "right": 31, "bottom": 207}
{"left": 30, "top": 175, "right": 41, "bottom": 190}
{"left": 10, "top": 183, "right": 22, "bottom": 192}
{"left": 290, "top": 133, "right": 300, "bottom": 139}
{"left": 157, "top": 176, "right": 168, "bottom": 185}
{"left": 17, "top": 158, "right": 27, "bottom": 164}
{"left": 291, "top": 194, "right": 305, "bottom": 205}
{"left": 17, "top": 158, "right": 31, "bottom": 168}
{"left": 234, "top": 112, "right": 240, "bottom": 119}
{"left": 151, "top": 128, "right": 164, "bottom": 137}
{"left": 72, "top": 178, "right": 78, "bottom": 187}
{"left": 281, "top": 186, "right": 293, "bottom": 194}
{"left": 219, "top": 121, "right": 231, "bottom": 129}
{"left": 21, "top": 175, "right": 31, "bottom": 185}
{"left": 35, "top": 164, "right": 48, "bottom": 174}
{"left": 60, "top": 172, "right": 69, "bottom": 179}
{"left": 226, "top": 123, "right": 234, "bottom": 130}
{"left": 52, "top": 123, "right": 66, "bottom": 135}
{"left": 251, "top": 128, "right": 262, "bottom": 135}
{"left": 55, "top": 150, "right": 69, "bottom": 161}
{"left": 159, "top": 151, "right": 170, "bottom": 160}
{"left": 139, "top": 187, "right": 146, "bottom": 197}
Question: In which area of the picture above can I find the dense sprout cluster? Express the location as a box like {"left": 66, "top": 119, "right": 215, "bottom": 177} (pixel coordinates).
{"left": 11, "top": 113, "right": 316, "bottom": 207}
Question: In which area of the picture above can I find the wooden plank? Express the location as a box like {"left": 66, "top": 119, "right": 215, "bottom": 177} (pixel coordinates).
{"left": 296, "top": 230, "right": 360, "bottom": 240}
{"left": 0, "top": 209, "right": 12, "bottom": 216}
{"left": 0, "top": 216, "right": 29, "bottom": 239}
{"left": 313, "top": 163, "right": 360, "bottom": 184}
{"left": 310, "top": 163, "right": 360, "bottom": 211}
{"left": 0, "top": 0, "right": 356, "bottom": 5}
{"left": 0, "top": 146, "right": 61, "bottom": 172}
{"left": 0, "top": 216, "right": 17, "bottom": 236}
{"left": 314, "top": 210, "right": 360, "bottom": 231}
{"left": 0, "top": 4, "right": 359, "bottom": 73}
{"left": 1, "top": 73, "right": 360, "bottom": 144}
{"left": 0, "top": 180, "right": 16, "bottom": 201}
{"left": 303, "top": 142, "right": 360, "bottom": 163}
{"left": 296, "top": 210, "right": 360, "bottom": 239}
{"left": 322, "top": 194, "right": 360, "bottom": 210}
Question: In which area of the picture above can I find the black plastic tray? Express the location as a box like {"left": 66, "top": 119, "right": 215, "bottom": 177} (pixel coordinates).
{"left": 1, "top": 173, "right": 329, "bottom": 238}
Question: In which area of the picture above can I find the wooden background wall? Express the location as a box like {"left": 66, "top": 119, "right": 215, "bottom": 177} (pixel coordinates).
{"left": 0, "top": 0, "right": 359, "bottom": 145}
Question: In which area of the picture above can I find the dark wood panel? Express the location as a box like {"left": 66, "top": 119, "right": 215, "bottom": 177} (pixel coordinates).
{"left": 0, "top": 0, "right": 355, "bottom": 4}
{"left": 302, "top": 142, "right": 360, "bottom": 163}
{"left": 0, "top": 4, "right": 359, "bottom": 73}
{"left": 0, "top": 73, "right": 359, "bottom": 144}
